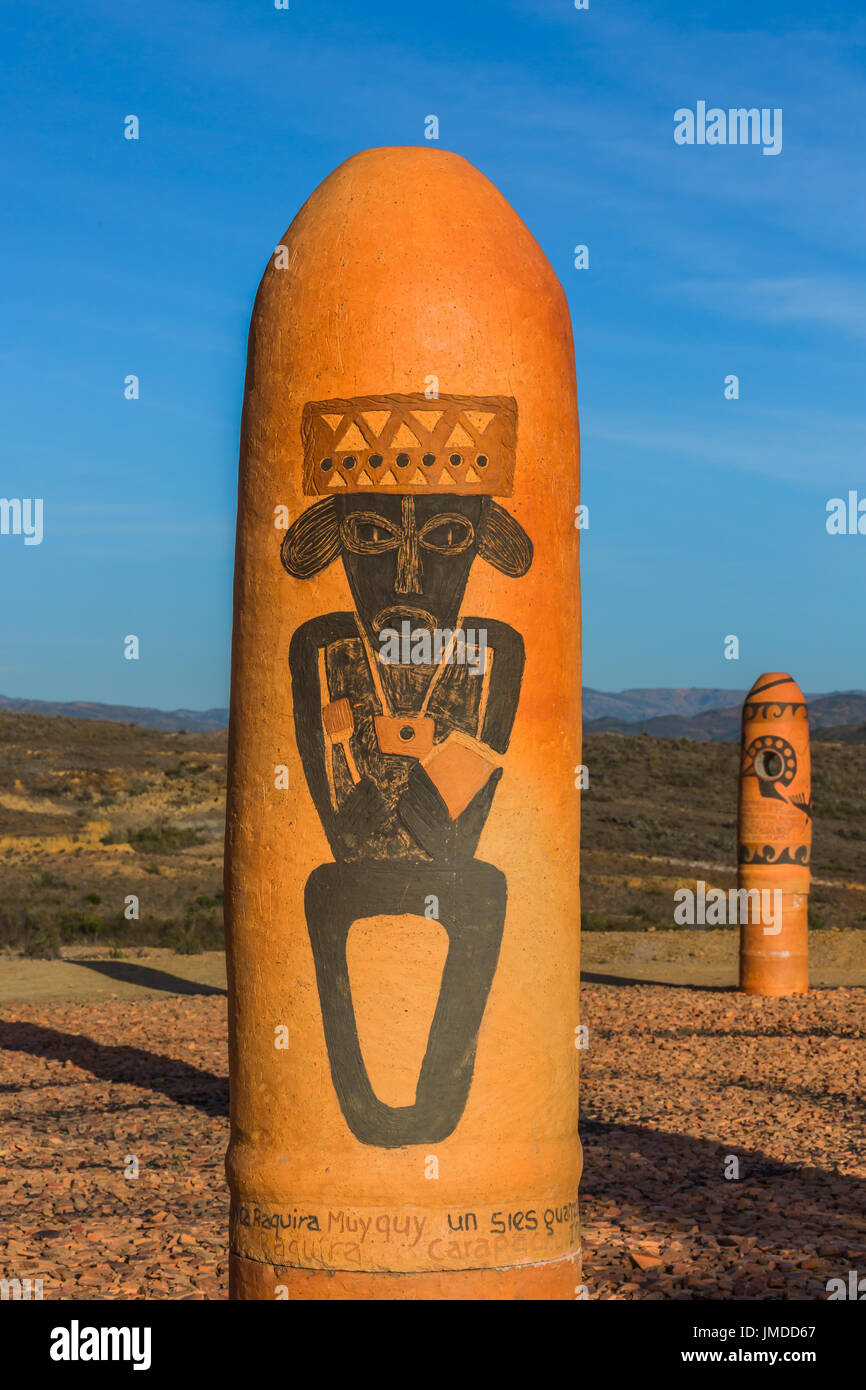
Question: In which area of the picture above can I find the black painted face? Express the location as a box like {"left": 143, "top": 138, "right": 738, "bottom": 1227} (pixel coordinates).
{"left": 337, "top": 494, "right": 483, "bottom": 645}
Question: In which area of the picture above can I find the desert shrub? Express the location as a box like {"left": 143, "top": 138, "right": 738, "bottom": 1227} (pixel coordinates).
{"left": 164, "top": 761, "right": 210, "bottom": 779}
{"left": 22, "top": 914, "right": 62, "bottom": 958}
{"left": 102, "top": 822, "right": 204, "bottom": 854}
{"left": 167, "top": 923, "right": 204, "bottom": 954}
{"left": 581, "top": 912, "right": 625, "bottom": 931}
{"left": 58, "top": 909, "right": 103, "bottom": 943}
{"left": 0, "top": 910, "right": 19, "bottom": 949}
{"left": 32, "top": 870, "right": 68, "bottom": 889}
{"left": 158, "top": 916, "right": 222, "bottom": 954}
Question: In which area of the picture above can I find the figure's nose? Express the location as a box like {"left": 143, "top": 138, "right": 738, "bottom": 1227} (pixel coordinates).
{"left": 395, "top": 496, "right": 422, "bottom": 594}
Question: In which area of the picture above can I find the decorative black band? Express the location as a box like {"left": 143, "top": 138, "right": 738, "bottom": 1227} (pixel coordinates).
{"left": 738, "top": 843, "right": 811, "bottom": 866}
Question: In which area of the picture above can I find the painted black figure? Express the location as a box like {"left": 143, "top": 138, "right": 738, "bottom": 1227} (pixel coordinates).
{"left": 280, "top": 393, "right": 532, "bottom": 1146}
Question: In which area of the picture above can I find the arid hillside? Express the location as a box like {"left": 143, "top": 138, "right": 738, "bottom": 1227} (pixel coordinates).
{"left": 1, "top": 713, "right": 865, "bottom": 952}
{"left": 0, "top": 713, "right": 225, "bottom": 955}
{"left": 581, "top": 732, "right": 866, "bottom": 933}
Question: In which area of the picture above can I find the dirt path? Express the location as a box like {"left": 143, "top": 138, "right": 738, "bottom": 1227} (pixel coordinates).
{"left": 2, "top": 932, "right": 865, "bottom": 1005}
{"left": 0, "top": 950, "right": 226, "bottom": 1006}
{"left": 582, "top": 929, "right": 866, "bottom": 988}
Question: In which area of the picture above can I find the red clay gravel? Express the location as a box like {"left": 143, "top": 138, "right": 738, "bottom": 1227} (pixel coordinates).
{"left": 581, "top": 983, "right": 865, "bottom": 1300}
{"left": 1, "top": 983, "right": 863, "bottom": 1300}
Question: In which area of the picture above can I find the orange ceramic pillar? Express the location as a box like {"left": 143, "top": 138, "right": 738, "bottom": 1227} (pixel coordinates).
{"left": 738, "top": 673, "right": 811, "bottom": 995}
{"left": 224, "top": 147, "right": 582, "bottom": 1300}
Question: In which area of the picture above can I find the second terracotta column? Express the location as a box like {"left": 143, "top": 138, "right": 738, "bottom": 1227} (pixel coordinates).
{"left": 738, "top": 672, "right": 811, "bottom": 996}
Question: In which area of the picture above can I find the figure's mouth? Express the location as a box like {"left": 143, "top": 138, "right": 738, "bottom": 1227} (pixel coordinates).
{"left": 372, "top": 605, "right": 437, "bottom": 634}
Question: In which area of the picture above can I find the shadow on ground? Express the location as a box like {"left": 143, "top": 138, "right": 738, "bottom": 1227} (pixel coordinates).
{"left": 71, "top": 960, "right": 226, "bottom": 997}
{"left": 581, "top": 970, "right": 733, "bottom": 992}
{"left": 0, "top": 1019, "right": 228, "bottom": 1116}
{"left": 580, "top": 1118, "right": 866, "bottom": 1298}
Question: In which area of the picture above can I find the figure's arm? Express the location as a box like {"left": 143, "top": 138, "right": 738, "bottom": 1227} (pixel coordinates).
{"left": 397, "top": 763, "right": 503, "bottom": 860}
{"left": 411, "top": 619, "right": 524, "bottom": 812}
{"left": 289, "top": 614, "right": 387, "bottom": 853}
{"left": 395, "top": 621, "right": 525, "bottom": 854}
{"left": 468, "top": 618, "right": 525, "bottom": 754}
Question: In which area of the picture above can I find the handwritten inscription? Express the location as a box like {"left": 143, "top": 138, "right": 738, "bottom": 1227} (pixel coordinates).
{"left": 236, "top": 1206, "right": 320, "bottom": 1232}
{"left": 232, "top": 1194, "right": 580, "bottom": 1272}
{"left": 327, "top": 1210, "right": 427, "bottom": 1246}
{"left": 438, "top": 1200, "right": 580, "bottom": 1261}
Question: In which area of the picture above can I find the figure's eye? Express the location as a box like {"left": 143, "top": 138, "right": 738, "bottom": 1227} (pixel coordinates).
{"left": 419, "top": 513, "right": 475, "bottom": 554}
{"left": 340, "top": 513, "right": 400, "bottom": 554}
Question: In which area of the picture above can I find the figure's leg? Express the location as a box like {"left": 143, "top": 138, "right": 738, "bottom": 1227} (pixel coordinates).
{"left": 304, "top": 861, "right": 506, "bottom": 1147}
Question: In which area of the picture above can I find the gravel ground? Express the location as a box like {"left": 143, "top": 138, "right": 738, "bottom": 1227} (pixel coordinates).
{"left": 581, "top": 983, "right": 865, "bottom": 1300}
{"left": 0, "top": 983, "right": 863, "bottom": 1300}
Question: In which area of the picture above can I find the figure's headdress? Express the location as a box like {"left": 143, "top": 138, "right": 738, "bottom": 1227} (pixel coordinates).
{"left": 302, "top": 393, "right": 517, "bottom": 496}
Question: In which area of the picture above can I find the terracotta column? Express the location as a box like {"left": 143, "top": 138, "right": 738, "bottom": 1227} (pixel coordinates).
{"left": 737, "top": 673, "right": 811, "bottom": 996}
{"left": 224, "top": 147, "right": 582, "bottom": 1300}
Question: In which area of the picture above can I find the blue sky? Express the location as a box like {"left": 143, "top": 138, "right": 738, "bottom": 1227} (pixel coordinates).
{"left": 1, "top": 0, "right": 864, "bottom": 708}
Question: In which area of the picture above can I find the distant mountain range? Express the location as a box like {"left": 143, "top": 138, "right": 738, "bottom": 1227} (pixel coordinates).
{"left": 3, "top": 688, "right": 866, "bottom": 742}
{"left": 0, "top": 695, "right": 229, "bottom": 734}
{"left": 582, "top": 687, "right": 751, "bottom": 722}
{"left": 584, "top": 691, "right": 866, "bottom": 742}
